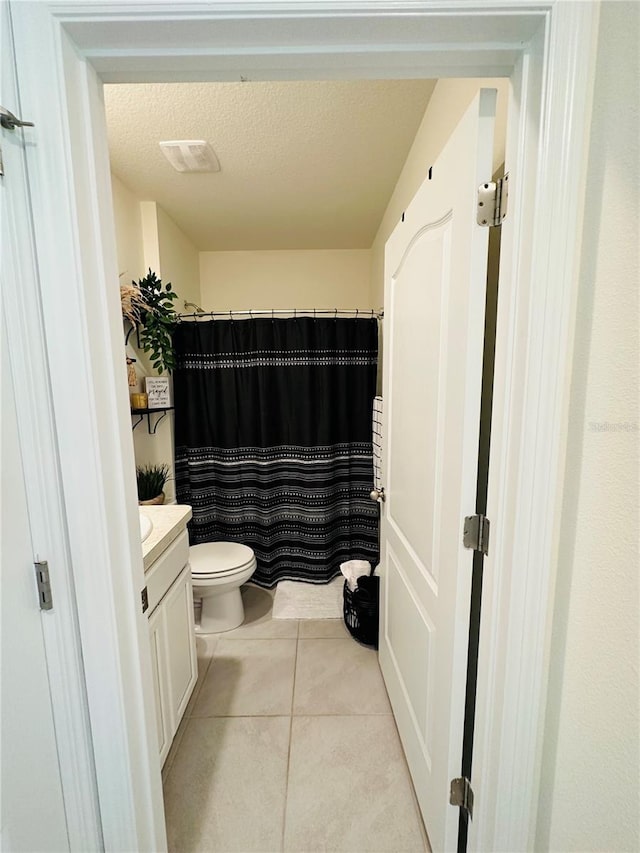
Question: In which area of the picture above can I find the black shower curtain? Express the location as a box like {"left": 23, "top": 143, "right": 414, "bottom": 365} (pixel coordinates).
{"left": 172, "top": 316, "right": 379, "bottom": 588}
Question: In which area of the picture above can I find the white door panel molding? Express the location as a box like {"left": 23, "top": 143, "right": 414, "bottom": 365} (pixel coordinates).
{"left": 380, "top": 89, "right": 495, "bottom": 851}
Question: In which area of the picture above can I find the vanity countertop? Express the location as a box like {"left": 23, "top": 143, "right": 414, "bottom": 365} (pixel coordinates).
{"left": 141, "top": 504, "right": 192, "bottom": 571}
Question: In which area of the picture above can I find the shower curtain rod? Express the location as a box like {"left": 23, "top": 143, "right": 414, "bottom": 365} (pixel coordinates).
{"left": 178, "top": 306, "right": 383, "bottom": 320}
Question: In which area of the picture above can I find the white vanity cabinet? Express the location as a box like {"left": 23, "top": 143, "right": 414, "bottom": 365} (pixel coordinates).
{"left": 148, "top": 604, "right": 172, "bottom": 762}
{"left": 163, "top": 563, "right": 198, "bottom": 725}
{"left": 143, "top": 520, "right": 197, "bottom": 765}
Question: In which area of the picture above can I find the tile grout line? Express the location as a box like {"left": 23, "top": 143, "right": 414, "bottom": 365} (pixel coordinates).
{"left": 162, "top": 647, "right": 216, "bottom": 782}
{"left": 185, "top": 647, "right": 216, "bottom": 721}
{"left": 190, "top": 648, "right": 217, "bottom": 713}
{"left": 162, "top": 715, "right": 190, "bottom": 784}
{"left": 189, "top": 711, "right": 393, "bottom": 719}
{"left": 387, "top": 702, "right": 431, "bottom": 853}
{"left": 280, "top": 629, "right": 299, "bottom": 852}
{"left": 163, "top": 598, "right": 426, "bottom": 851}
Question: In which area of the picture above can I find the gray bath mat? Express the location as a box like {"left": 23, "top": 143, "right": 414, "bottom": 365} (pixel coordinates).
{"left": 272, "top": 577, "right": 343, "bottom": 620}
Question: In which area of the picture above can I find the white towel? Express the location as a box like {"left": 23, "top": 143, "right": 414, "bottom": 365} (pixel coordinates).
{"left": 372, "top": 396, "right": 383, "bottom": 491}
{"left": 340, "top": 559, "right": 372, "bottom": 591}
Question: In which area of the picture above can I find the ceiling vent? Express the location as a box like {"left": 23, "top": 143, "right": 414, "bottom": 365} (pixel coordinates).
{"left": 159, "top": 140, "right": 220, "bottom": 173}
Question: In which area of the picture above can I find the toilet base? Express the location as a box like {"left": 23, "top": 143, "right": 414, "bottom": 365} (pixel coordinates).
{"left": 196, "top": 587, "right": 245, "bottom": 634}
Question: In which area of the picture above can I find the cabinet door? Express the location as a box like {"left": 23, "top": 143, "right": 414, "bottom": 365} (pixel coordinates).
{"left": 164, "top": 564, "right": 198, "bottom": 727}
{"left": 148, "top": 605, "right": 172, "bottom": 765}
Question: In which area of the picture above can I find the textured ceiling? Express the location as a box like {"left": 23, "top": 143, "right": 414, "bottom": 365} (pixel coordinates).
{"left": 104, "top": 80, "right": 435, "bottom": 251}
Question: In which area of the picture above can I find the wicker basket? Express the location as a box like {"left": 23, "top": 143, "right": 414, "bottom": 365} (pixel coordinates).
{"left": 343, "top": 575, "right": 380, "bottom": 648}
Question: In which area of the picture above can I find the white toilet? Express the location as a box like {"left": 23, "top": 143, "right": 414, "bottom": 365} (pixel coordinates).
{"left": 190, "top": 541, "right": 257, "bottom": 633}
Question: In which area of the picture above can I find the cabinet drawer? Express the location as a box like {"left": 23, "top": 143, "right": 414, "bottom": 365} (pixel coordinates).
{"left": 145, "top": 529, "right": 189, "bottom": 615}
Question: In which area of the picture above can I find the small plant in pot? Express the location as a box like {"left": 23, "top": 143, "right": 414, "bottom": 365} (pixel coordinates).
{"left": 136, "top": 463, "right": 171, "bottom": 505}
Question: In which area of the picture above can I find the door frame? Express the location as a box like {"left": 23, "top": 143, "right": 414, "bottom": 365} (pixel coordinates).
{"left": 6, "top": 1, "right": 599, "bottom": 851}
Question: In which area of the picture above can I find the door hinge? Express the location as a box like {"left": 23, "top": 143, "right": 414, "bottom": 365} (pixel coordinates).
{"left": 141, "top": 586, "right": 149, "bottom": 614}
{"left": 34, "top": 560, "right": 53, "bottom": 611}
{"left": 463, "top": 514, "right": 490, "bottom": 555}
{"left": 450, "top": 776, "right": 474, "bottom": 819}
{"left": 477, "top": 173, "right": 509, "bottom": 226}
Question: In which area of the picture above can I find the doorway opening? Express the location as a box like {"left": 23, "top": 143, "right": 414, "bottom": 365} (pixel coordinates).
{"left": 103, "top": 77, "right": 507, "bottom": 852}
{"left": 5, "top": 4, "right": 599, "bottom": 851}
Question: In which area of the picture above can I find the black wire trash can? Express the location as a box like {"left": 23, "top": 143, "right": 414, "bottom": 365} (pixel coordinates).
{"left": 343, "top": 574, "right": 380, "bottom": 649}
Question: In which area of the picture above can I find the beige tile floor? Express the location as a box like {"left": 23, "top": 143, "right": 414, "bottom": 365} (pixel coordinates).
{"left": 162, "top": 585, "right": 430, "bottom": 853}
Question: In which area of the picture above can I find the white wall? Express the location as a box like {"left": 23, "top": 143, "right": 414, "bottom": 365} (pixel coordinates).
{"left": 137, "top": 200, "right": 200, "bottom": 303}
{"left": 537, "top": 3, "right": 640, "bottom": 850}
{"left": 111, "top": 173, "right": 145, "bottom": 284}
{"left": 156, "top": 205, "right": 200, "bottom": 309}
{"left": 199, "top": 248, "right": 373, "bottom": 312}
{"left": 370, "top": 78, "right": 508, "bottom": 308}
{"left": 111, "top": 180, "right": 201, "bottom": 503}
{"left": 140, "top": 200, "right": 161, "bottom": 276}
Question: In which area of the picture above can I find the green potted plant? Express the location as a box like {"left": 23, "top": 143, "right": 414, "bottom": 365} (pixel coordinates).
{"left": 136, "top": 463, "right": 171, "bottom": 505}
{"left": 121, "top": 269, "right": 179, "bottom": 374}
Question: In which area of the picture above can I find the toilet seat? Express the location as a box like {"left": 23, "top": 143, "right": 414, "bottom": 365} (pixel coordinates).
{"left": 190, "top": 541, "right": 256, "bottom": 580}
{"left": 189, "top": 541, "right": 257, "bottom": 633}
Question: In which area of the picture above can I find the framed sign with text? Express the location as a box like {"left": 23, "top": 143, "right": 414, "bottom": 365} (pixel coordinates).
{"left": 145, "top": 376, "right": 171, "bottom": 408}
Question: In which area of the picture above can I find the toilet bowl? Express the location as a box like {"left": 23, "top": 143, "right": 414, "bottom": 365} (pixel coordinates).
{"left": 190, "top": 541, "right": 257, "bottom": 633}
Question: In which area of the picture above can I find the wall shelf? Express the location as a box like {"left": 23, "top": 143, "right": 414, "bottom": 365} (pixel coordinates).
{"left": 131, "top": 407, "right": 174, "bottom": 435}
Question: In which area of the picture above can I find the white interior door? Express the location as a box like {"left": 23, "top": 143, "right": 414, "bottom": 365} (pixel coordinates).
{"left": 1, "top": 3, "right": 76, "bottom": 849}
{"left": 379, "top": 89, "right": 496, "bottom": 853}
{"left": 1, "top": 328, "right": 70, "bottom": 853}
